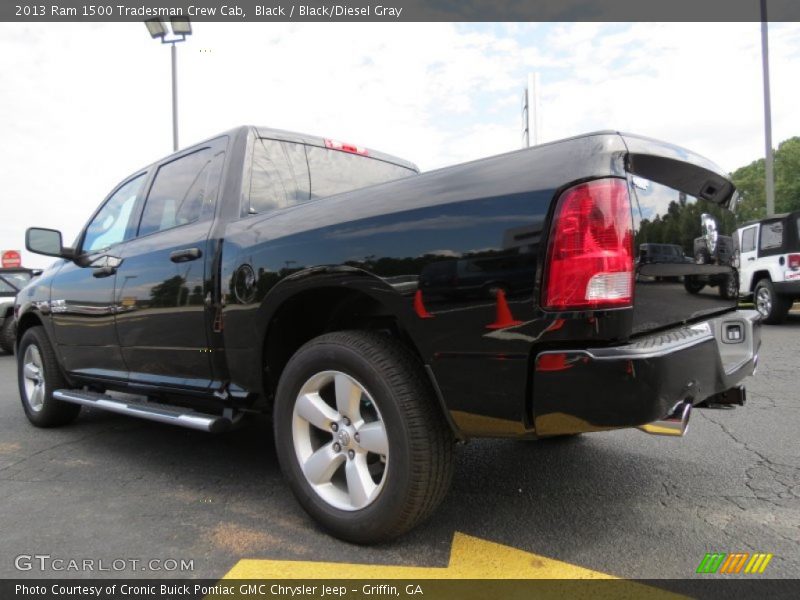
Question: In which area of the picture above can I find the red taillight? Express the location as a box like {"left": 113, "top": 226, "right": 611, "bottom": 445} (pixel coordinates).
{"left": 536, "top": 353, "right": 573, "bottom": 372}
{"left": 788, "top": 254, "right": 800, "bottom": 270}
{"left": 324, "top": 138, "right": 368, "bottom": 155}
{"left": 542, "top": 178, "right": 634, "bottom": 310}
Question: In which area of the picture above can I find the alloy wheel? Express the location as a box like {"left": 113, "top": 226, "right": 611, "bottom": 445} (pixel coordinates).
{"left": 291, "top": 370, "right": 389, "bottom": 511}
{"left": 756, "top": 287, "right": 772, "bottom": 318}
{"left": 22, "top": 345, "right": 45, "bottom": 412}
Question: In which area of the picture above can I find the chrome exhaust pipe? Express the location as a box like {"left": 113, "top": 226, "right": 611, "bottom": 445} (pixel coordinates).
{"left": 637, "top": 401, "right": 692, "bottom": 437}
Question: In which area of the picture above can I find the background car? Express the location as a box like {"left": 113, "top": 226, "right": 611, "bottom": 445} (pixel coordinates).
{"left": 0, "top": 268, "right": 40, "bottom": 354}
{"left": 735, "top": 210, "right": 800, "bottom": 323}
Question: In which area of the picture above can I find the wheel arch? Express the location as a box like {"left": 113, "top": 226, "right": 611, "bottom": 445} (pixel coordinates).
{"left": 250, "top": 269, "right": 439, "bottom": 413}
{"left": 15, "top": 310, "right": 46, "bottom": 348}
{"left": 750, "top": 270, "right": 772, "bottom": 292}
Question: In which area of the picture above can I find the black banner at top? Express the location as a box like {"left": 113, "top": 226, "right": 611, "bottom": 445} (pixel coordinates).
{"left": 2, "top": 0, "right": 800, "bottom": 22}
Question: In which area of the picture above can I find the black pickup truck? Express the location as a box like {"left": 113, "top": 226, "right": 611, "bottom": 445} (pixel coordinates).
{"left": 17, "top": 127, "right": 759, "bottom": 542}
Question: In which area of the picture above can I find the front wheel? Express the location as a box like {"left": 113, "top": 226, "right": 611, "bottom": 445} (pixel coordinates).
{"left": 273, "top": 330, "right": 454, "bottom": 543}
{"left": 754, "top": 279, "right": 791, "bottom": 324}
{"left": 17, "top": 326, "right": 81, "bottom": 427}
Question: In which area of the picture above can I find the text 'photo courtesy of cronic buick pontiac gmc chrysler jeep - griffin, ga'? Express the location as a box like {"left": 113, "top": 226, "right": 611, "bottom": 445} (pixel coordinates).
{"left": 15, "top": 127, "right": 760, "bottom": 543}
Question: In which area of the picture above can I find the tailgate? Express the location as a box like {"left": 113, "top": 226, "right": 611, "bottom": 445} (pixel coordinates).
{"left": 621, "top": 133, "right": 739, "bottom": 335}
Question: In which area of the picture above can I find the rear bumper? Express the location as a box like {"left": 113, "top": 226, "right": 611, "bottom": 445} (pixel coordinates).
{"left": 532, "top": 310, "right": 761, "bottom": 436}
{"left": 773, "top": 280, "right": 800, "bottom": 296}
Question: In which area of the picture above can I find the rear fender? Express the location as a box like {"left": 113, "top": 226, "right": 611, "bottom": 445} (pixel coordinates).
{"left": 224, "top": 266, "right": 426, "bottom": 397}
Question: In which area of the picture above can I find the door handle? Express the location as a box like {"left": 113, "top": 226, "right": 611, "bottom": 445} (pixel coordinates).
{"left": 170, "top": 248, "right": 202, "bottom": 263}
{"left": 92, "top": 266, "right": 116, "bottom": 278}
{"left": 747, "top": 257, "right": 755, "bottom": 261}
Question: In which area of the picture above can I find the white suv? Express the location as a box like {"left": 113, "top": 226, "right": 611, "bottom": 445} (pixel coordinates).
{"left": 736, "top": 210, "right": 800, "bottom": 323}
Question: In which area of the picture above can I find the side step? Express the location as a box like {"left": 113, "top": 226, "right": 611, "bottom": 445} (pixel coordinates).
{"left": 53, "top": 389, "right": 231, "bottom": 433}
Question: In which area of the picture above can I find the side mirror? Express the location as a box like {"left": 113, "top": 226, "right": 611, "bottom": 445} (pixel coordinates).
{"left": 25, "top": 228, "right": 73, "bottom": 259}
{"left": 700, "top": 213, "right": 718, "bottom": 255}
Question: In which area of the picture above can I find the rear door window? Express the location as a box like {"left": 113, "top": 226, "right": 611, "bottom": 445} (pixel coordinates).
{"left": 139, "top": 147, "right": 224, "bottom": 237}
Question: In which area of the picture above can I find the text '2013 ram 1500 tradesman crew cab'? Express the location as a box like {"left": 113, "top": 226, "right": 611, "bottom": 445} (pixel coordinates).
{"left": 17, "top": 127, "right": 760, "bottom": 543}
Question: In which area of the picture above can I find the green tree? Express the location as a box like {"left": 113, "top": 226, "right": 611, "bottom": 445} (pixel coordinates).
{"left": 732, "top": 136, "right": 800, "bottom": 222}
{"left": 149, "top": 275, "right": 188, "bottom": 307}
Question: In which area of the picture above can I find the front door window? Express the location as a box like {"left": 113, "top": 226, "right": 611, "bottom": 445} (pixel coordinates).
{"left": 82, "top": 174, "right": 146, "bottom": 253}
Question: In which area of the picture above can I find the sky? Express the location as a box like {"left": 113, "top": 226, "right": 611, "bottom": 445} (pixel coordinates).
{"left": 1, "top": 21, "right": 799, "bottom": 268}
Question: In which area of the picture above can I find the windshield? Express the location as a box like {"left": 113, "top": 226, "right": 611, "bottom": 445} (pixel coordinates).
{"left": 0, "top": 271, "right": 32, "bottom": 294}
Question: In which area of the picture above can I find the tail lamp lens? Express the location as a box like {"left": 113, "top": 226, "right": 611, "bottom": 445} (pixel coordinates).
{"left": 542, "top": 178, "right": 634, "bottom": 310}
{"left": 788, "top": 254, "right": 800, "bottom": 270}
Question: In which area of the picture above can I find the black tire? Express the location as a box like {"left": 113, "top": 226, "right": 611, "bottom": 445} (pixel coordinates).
{"left": 0, "top": 316, "right": 14, "bottom": 354}
{"left": 754, "top": 279, "right": 791, "bottom": 324}
{"left": 17, "top": 326, "right": 81, "bottom": 427}
{"left": 718, "top": 273, "right": 739, "bottom": 300}
{"left": 684, "top": 277, "right": 705, "bottom": 294}
{"left": 273, "top": 330, "right": 454, "bottom": 543}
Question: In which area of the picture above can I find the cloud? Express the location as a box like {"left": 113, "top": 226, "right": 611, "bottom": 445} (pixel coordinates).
{"left": 534, "top": 22, "right": 800, "bottom": 171}
{"left": 1, "top": 21, "right": 798, "bottom": 269}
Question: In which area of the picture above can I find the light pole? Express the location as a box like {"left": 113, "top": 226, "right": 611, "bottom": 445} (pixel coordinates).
{"left": 521, "top": 72, "right": 540, "bottom": 148}
{"left": 144, "top": 17, "right": 193, "bottom": 152}
{"left": 760, "top": 0, "right": 775, "bottom": 217}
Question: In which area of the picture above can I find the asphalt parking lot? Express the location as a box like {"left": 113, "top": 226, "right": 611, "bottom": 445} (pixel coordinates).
{"left": 0, "top": 317, "right": 798, "bottom": 581}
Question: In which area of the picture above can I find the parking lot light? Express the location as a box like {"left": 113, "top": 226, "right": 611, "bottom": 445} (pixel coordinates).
{"left": 143, "top": 17, "right": 192, "bottom": 152}
{"left": 170, "top": 17, "right": 192, "bottom": 36}
{"left": 144, "top": 18, "right": 166, "bottom": 39}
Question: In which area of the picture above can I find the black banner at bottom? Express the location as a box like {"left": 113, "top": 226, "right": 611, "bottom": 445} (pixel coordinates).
{"left": 3, "top": 579, "right": 800, "bottom": 600}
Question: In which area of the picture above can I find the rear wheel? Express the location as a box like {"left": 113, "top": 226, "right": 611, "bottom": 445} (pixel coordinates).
{"left": 718, "top": 273, "right": 738, "bottom": 300}
{"left": 273, "top": 330, "right": 454, "bottom": 543}
{"left": 17, "top": 326, "right": 81, "bottom": 427}
{"left": 754, "top": 279, "right": 791, "bottom": 324}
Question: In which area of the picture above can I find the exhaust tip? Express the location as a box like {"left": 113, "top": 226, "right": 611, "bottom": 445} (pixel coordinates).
{"left": 637, "top": 401, "right": 692, "bottom": 437}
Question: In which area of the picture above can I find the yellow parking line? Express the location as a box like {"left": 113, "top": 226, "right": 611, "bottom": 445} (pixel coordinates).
{"left": 222, "top": 531, "right": 685, "bottom": 598}
{"left": 225, "top": 532, "right": 612, "bottom": 579}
